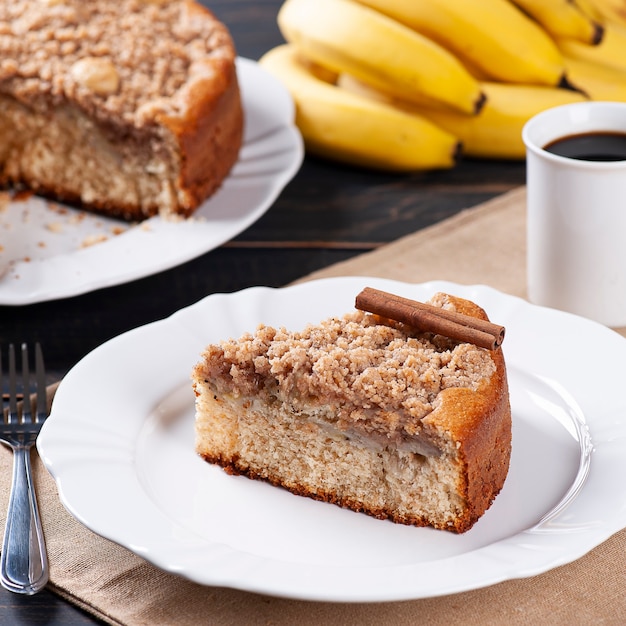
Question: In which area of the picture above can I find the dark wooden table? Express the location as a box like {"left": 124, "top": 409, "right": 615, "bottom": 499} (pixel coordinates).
{"left": 0, "top": 1, "right": 525, "bottom": 623}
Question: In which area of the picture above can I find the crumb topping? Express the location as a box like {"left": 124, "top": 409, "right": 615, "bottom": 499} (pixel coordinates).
{"left": 197, "top": 296, "right": 496, "bottom": 436}
{"left": 0, "top": 0, "right": 235, "bottom": 125}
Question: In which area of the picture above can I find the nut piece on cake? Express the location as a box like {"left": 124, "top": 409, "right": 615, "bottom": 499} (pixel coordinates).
{"left": 192, "top": 290, "right": 512, "bottom": 533}
{"left": 70, "top": 58, "right": 120, "bottom": 96}
{"left": 0, "top": 0, "right": 243, "bottom": 221}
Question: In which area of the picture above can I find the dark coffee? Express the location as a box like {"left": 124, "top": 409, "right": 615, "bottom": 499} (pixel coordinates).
{"left": 544, "top": 131, "right": 626, "bottom": 161}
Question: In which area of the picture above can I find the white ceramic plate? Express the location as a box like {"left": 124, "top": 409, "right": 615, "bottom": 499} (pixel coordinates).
{"left": 0, "top": 58, "right": 303, "bottom": 305}
{"left": 37, "top": 277, "right": 626, "bottom": 602}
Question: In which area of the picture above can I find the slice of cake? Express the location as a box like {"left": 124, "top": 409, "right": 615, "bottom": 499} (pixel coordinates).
{"left": 0, "top": 0, "right": 243, "bottom": 221}
{"left": 192, "top": 289, "right": 511, "bottom": 533}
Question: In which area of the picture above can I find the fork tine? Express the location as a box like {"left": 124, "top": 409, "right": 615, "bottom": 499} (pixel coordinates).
{"left": 7, "top": 344, "right": 18, "bottom": 423}
{"left": 35, "top": 343, "right": 46, "bottom": 422}
{"left": 20, "top": 343, "right": 31, "bottom": 423}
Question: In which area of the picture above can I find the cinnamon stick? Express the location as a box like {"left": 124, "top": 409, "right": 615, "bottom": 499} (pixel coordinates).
{"left": 355, "top": 287, "right": 505, "bottom": 350}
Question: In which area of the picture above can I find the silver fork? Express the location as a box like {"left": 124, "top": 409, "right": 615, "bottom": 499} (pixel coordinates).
{"left": 0, "top": 343, "right": 49, "bottom": 595}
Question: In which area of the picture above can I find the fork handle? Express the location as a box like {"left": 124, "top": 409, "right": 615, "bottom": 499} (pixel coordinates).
{"left": 1, "top": 446, "right": 49, "bottom": 595}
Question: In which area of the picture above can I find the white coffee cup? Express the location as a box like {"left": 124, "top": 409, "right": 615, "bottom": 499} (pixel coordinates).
{"left": 522, "top": 101, "right": 626, "bottom": 327}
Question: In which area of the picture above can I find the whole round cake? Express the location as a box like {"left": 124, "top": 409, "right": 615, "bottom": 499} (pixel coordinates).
{"left": 0, "top": 0, "right": 243, "bottom": 221}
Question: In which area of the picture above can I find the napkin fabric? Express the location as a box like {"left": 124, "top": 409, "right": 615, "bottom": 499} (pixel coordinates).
{"left": 2, "top": 186, "right": 626, "bottom": 625}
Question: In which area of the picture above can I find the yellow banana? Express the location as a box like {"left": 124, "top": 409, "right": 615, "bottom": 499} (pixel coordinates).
{"left": 338, "top": 75, "right": 587, "bottom": 160}
{"left": 585, "top": 0, "right": 626, "bottom": 27}
{"left": 258, "top": 45, "right": 460, "bottom": 171}
{"left": 563, "top": 53, "right": 626, "bottom": 100}
{"left": 509, "top": 0, "right": 603, "bottom": 44}
{"left": 298, "top": 55, "right": 339, "bottom": 84}
{"left": 422, "top": 83, "right": 587, "bottom": 159}
{"left": 277, "top": 0, "right": 485, "bottom": 115}
{"left": 557, "top": 21, "right": 626, "bottom": 71}
{"left": 351, "top": 0, "right": 567, "bottom": 86}
{"left": 574, "top": 0, "right": 606, "bottom": 22}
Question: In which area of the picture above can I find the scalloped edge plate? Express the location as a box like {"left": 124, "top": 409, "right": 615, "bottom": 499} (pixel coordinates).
{"left": 37, "top": 278, "right": 626, "bottom": 602}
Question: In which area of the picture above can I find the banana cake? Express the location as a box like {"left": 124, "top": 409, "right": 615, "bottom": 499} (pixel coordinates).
{"left": 192, "top": 291, "right": 511, "bottom": 533}
{"left": 0, "top": 0, "right": 243, "bottom": 221}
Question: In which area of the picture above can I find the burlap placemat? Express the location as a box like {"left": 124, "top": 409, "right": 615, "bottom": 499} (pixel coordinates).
{"left": 2, "top": 186, "right": 626, "bottom": 625}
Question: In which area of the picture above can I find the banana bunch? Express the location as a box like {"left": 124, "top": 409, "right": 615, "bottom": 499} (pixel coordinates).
{"left": 337, "top": 75, "right": 586, "bottom": 159}
{"left": 259, "top": 0, "right": 626, "bottom": 170}
{"left": 259, "top": 45, "right": 460, "bottom": 170}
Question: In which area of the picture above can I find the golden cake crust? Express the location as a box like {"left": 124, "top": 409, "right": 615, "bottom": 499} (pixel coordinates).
{"left": 423, "top": 295, "right": 511, "bottom": 531}
{"left": 0, "top": 0, "right": 243, "bottom": 220}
